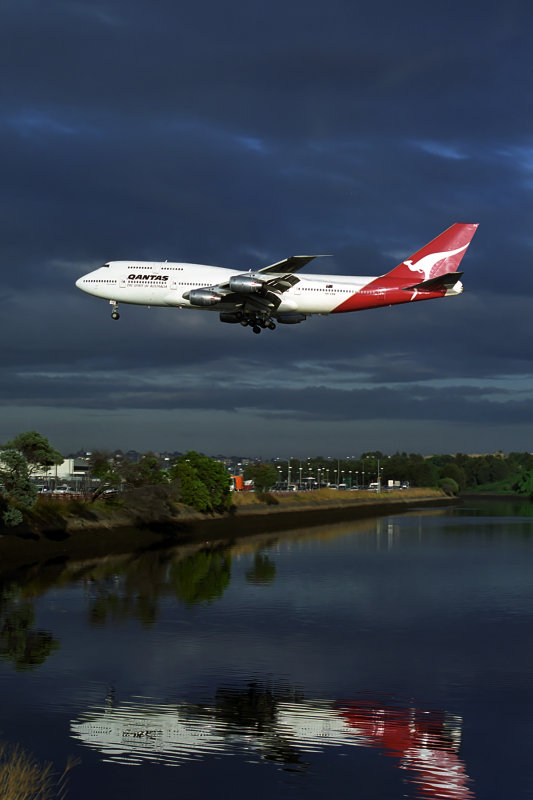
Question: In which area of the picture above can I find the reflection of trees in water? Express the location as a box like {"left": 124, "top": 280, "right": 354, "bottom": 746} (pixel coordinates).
{"left": 212, "top": 683, "right": 305, "bottom": 767}
{"left": 245, "top": 553, "right": 276, "bottom": 585}
{"left": 0, "top": 586, "right": 60, "bottom": 671}
{"left": 1, "top": 540, "right": 269, "bottom": 641}
{"left": 168, "top": 551, "right": 231, "bottom": 606}
{"left": 88, "top": 551, "right": 168, "bottom": 627}
{"left": 87, "top": 548, "right": 233, "bottom": 626}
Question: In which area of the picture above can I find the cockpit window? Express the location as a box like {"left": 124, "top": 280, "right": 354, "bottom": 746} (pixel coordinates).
{"left": 101, "top": 263, "right": 110, "bottom": 268}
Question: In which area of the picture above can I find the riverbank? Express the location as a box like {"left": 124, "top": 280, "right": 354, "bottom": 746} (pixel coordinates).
{"left": 0, "top": 488, "right": 453, "bottom": 575}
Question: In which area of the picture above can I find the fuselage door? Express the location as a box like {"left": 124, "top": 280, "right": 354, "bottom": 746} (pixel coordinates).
{"left": 120, "top": 276, "right": 126, "bottom": 288}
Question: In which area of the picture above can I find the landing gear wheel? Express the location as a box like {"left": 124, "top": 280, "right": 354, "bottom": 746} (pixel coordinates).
{"left": 240, "top": 319, "right": 249, "bottom": 326}
{"left": 252, "top": 325, "right": 261, "bottom": 334}
{"left": 111, "top": 311, "right": 120, "bottom": 320}
{"left": 267, "top": 321, "right": 276, "bottom": 330}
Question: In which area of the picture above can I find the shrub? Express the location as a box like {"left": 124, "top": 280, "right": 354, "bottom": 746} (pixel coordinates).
{"left": 438, "top": 477, "right": 459, "bottom": 496}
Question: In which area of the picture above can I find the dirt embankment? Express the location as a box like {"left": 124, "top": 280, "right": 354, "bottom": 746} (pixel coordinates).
{"left": 0, "top": 488, "right": 453, "bottom": 575}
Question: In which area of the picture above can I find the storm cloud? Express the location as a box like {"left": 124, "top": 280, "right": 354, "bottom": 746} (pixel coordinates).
{"left": 1, "top": 0, "right": 532, "bottom": 456}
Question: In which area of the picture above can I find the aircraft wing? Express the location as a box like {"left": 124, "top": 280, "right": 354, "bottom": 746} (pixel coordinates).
{"left": 262, "top": 273, "right": 301, "bottom": 292}
{"left": 257, "top": 255, "right": 329, "bottom": 274}
{"left": 184, "top": 271, "right": 301, "bottom": 312}
{"left": 214, "top": 272, "right": 300, "bottom": 297}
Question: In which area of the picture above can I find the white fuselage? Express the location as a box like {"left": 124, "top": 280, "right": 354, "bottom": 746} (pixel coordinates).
{"left": 76, "top": 261, "right": 371, "bottom": 315}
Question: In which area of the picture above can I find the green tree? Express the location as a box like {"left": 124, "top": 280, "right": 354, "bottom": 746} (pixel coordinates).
{"left": 120, "top": 452, "right": 169, "bottom": 487}
{"left": 172, "top": 460, "right": 212, "bottom": 511}
{"left": 438, "top": 477, "right": 459, "bottom": 495}
{"left": 89, "top": 451, "right": 122, "bottom": 500}
{"left": 170, "top": 452, "right": 231, "bottom": 512}
{"left": 438, "top": 463, "right": 466, "bottom": 491}
{"left": 0, "top": 450, "right": 37, "bottom": 526}
{"left": 514, "top": 468, "right": 533, "bottom": 497}
{"left": 243, "top": 462, "right": 278, "bottom": 493}
{"left": 3, "top": 431, "right": 62, "bottom": 476}
{"left": 406, "top": 458, "right": 438, "bottom": 487}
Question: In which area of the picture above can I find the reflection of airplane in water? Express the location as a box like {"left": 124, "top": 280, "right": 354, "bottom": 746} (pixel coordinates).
{"left": 71, "top": 686, "right": 474, "bottom": 798}
{"left": 335, "top": 698, "right": 474, "bottom": 799}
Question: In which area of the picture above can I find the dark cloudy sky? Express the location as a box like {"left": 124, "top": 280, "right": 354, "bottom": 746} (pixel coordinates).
{"left": 1, "top": 0, "right": 532, "bottom": 457}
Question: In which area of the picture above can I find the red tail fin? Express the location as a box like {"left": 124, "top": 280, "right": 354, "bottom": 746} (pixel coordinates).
{"left": 386, "top": 223, "right": 478, "bottom": 284}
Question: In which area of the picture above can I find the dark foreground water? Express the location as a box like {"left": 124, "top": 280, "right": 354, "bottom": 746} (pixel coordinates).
{"left": 1, "top": 498, "right": 533, "bottom": 799}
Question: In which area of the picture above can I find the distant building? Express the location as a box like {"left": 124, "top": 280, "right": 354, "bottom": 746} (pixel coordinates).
{"left": 32, "top": 458, "right": 91, "bottom": 488}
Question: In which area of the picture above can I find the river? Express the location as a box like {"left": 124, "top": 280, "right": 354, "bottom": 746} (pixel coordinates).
{"left": 1, "top": 498, "right": 532, "bottom": 799}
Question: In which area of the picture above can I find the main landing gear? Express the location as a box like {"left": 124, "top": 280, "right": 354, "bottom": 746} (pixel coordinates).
{"left": 110, "top": 300, "right": 120, "bottom": 320}
{"left": 239, "top": 315, "right": 276, "bottom": 334}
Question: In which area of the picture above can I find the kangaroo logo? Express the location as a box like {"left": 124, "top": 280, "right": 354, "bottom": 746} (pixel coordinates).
{"left": 403, "top": 243, "right": 468, "bottom": 282}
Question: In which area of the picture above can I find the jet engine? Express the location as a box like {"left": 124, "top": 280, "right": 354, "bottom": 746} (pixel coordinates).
{"left": 185, "top": 289, "right": 222, "bottom": 306}
{"left": 219, "top": 311, "right": 243, "bottom": 324}
{"left": 228, "top": 275, "right": 266, "bottom": 295}
{"left": 277, "top": 314, "right": 307, "bottom": 324}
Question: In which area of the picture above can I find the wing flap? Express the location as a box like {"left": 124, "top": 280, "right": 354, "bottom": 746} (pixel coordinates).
{"left": 263, "top": 273, "right": 300, "bottom": 292}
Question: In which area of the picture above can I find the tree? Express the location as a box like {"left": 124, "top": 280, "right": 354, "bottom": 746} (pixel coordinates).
{"left": 438, "top": 477, "right": 459, "bottom": 496}
{"left": 438, "top": 463, "right": 466, "bottom": 491}
{"left": 3, "top": 431, "right": 62, "bottom": 476}
{"left": 514, "top": 469, "right": 533, "bottom": 497}
{"left": 170, "top": 452, "right": 231, "bottom": 512}
{"left": 88, "top": 451, "right": 122, "bottom": 501}
{"left": 243, "top": 463, "right": 278, "bottom": 493}
{"left": 0, "top": 450, "right": 37, "bottom": 527}
{"left": 120, "top": 452, "right": 169, "bottom": 487}
{"left": 172, "top": 460, "right": 212, "bottom": 512}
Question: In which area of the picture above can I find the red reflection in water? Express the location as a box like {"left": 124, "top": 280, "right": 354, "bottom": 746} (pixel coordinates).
{"left": 336, "top": 699, "right": 474, "bottom": 799}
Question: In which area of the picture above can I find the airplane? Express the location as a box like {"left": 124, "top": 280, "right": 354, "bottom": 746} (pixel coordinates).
{"left": 75, "top": 223, "right": 478, "bottom": 334}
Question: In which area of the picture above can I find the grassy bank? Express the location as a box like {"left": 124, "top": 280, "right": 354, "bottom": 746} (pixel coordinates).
{"left": 0, "top": 487, "right": 454, "bottom": 577}
{"left": 230, "top": 487, "right": 442, "bottom": 508}
{"left": 9, "top": 487, "right": 448, "bottom": 532}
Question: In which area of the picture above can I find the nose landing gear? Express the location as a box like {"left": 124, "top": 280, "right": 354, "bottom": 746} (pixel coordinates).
{"left": 110, "top": 300, "right": 120, "bottom": 320}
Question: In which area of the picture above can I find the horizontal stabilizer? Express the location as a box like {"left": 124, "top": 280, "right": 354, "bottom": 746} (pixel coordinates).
{"left": 403, "top": 271, "right": 463, "bottom": 292}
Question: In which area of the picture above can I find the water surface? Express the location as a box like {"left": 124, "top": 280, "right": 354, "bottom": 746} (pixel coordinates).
{"left": 1, "top": 499, "right": 532, "bottom": 798}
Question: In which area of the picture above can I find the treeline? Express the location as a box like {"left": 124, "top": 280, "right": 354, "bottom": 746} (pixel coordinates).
{"left": 272, "top": 451, "right": 533, "bottom": 494}
{"left": 425, "top": 451, "right": 533, "bottom": 492}
{"left": 0, "top": 432, "right": 232, "bottom": 527}
{"left": 3, "top": 431, "right": 533, "bottom": 528}
{"left": 90, "top": 449, "right": 231, "bottom": 510}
